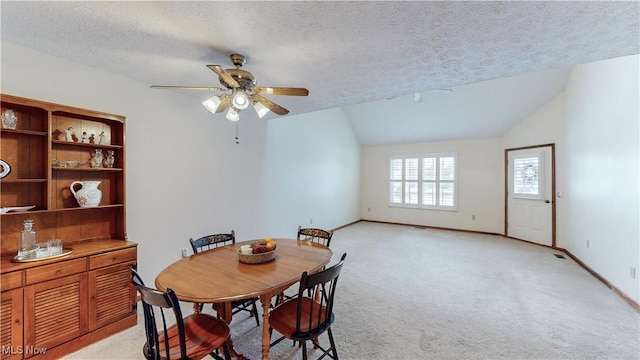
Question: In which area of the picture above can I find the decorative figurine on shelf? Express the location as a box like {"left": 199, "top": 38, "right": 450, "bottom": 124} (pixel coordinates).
{"left": 81, "top": 131, "right": 90, "bottom": 143}
{"left": 98, "top": 131, "right": 107, "bottom": 145}
{"left": 2, "top": 109, "right": 18, "bottom": 129}
{"left": 90, "top": 149, "right": 103, "bottom": 168}
{"left": 65, "top": 127, "right": 75, "bottom": 142}
{"left": 105, "top": 150, "right": 115, "bottom": 168}
{"left": 89, "top": 133, "right": 95, "bottom": 144}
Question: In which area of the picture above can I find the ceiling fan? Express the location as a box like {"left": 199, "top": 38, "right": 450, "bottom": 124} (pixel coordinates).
{"left": 150, "top": 54, "right": 309, "bottom": 121}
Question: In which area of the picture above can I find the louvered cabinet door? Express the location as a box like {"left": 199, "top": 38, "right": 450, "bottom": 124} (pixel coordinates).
{"left": 1, "top": 288, "right": 23, "bottom": 360}
{"left": 88, "top": 262, "right": 136, "bottom": 331}
{"left": 23, "top": 274, "right": 88, "bottom": 356}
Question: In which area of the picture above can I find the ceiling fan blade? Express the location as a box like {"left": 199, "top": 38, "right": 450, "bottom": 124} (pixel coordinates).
{"left": 253, "top": 87, "right": 309, "bottom": 96}
{"left": 150, "top": 85, "right": 226, "bottom": 91}
{"left": 207, "top": 65, "right": 240, "bottom": 88}
{"left": 216, "top": 95, "right": 231, "bottom": 113}
{"left": 250, "top": 94, "right": 289, "bottom": 115}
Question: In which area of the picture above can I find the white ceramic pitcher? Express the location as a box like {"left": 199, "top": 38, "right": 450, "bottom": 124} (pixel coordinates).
{"left": 70, "top": 181, "right": 102, "bottom": 207}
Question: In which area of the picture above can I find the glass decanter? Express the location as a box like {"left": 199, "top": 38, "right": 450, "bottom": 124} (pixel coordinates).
{"left": 19, "top": 219, "right": 37, "bottom": 257}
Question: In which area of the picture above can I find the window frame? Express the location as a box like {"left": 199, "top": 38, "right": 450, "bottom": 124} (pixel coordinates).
{"left": 389, "top": 152, "right": 458, "bottom": 211}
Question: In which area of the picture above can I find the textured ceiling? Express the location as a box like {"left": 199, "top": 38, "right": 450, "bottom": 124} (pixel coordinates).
{"left": 1, "top": 1, "right": 638, "bottom": 145}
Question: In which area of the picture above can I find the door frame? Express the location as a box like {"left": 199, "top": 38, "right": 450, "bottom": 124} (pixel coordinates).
{"left": 504, "top": 143, "right": 557, "bottom": 248}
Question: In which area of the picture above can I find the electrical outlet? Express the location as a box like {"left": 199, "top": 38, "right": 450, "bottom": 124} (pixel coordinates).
{"left": 586, "top": 240, "right": 589, "bottom": 248}
{"left": 367, "top": 207, "right": 371, "bottom": 212}
{"left": 310, "top": 218, "right": 313, "bottom": 225}
{"left": 181, "top": 248, "right": 188, "bottom": 258}
{"left": 631, "top": 267, "right": 637, "bottom": 279}
{"left": 472, "top": 214, "right": 476, "bottom": 220}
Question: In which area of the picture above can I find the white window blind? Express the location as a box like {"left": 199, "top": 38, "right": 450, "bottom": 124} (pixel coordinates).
{"left": 390, "top": 158, "right": 403, "bottom": 204}
{"left": 389, "top": 153, "right": 458, "bottom": 210}
{"left": 513, "top": 153, "right": 543, "bottom": 199}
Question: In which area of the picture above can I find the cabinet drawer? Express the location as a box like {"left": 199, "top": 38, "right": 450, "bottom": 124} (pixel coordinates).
{"left": 25, "top": 258, "right": 87, "bottom": 285}
{"left": 1, "top": 271, "right": 23, "bottom": 291}
{"left": 89, "top": 247, "right": 136, "bottom": 270}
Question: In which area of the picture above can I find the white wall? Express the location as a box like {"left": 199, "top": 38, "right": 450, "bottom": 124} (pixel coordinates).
{"left": 360, "top": 138, "right": 504, "bottom": 234}
{"left": 255, "top": 108, "right": 361, "bottom": 235}
{"left": 1, "top": 41, "right": 361, "bottom": 283}
{"left": 358, "top": 87, "right": 565, "bottom": 238}
{"left": 564, "top": 54, "right": 639, "bottom": 303}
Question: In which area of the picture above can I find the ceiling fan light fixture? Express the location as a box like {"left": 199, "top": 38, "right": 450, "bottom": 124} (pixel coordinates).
{"left": 231, "top": 91, "right": 250, "bottom": 110}
{"left": 202, "top": 95, "right": 222, "bottom": 113}
{"left": 226, "top": 107, "right": 240, "bottom": 121}
{"left": 253, "top": 101, "right": 270, "bottom": 118}
{"left": 153, "top": 54, "right": 308, "bottom": 122}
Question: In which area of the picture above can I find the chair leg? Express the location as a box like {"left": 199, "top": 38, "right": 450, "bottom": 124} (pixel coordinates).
{"left": 251, "top": 300, "right": 260, "bottom": 326}
{"left": 272, "top": 292, "right": 283, "bottom": 307}
{"left": 222, "top": 341, "right": 232, "bottom": 360}
{"left": 302, "top": 339, "right": 308, "bottom": 360}
{"left": 327, "top": 328, "right": 338, "bottom": 359}
{"left": 211, "top": 342, "right": 232, "bottom": 360}
{"left": 193, "top": 302, "right": 203, "bottom": 313}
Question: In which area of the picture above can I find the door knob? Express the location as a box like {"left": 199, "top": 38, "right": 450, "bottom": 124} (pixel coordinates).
{"left": 545, "top": 200, "right": 550, "bottom": 203}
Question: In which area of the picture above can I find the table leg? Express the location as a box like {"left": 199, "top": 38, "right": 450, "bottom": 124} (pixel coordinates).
{"left": 260, "top": 294, "right": 272, "bottom": 360}
{"left": 215, "top": 302, "right": 249, "bottom": 360}
{"left": 215, "top": 302, "right": 233, "bottom": 324}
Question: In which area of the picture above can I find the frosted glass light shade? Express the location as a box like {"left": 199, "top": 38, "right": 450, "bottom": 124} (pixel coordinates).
{"left": 253, "top": 102, "right": 270, "bottom": 118}
{"left": 202, "top": 95, "right": 222, "bottom": 113}
{"left": 226, "top": 107, "right": 240, "bottom": 121}
{"left": 231, "top": 91, "right": 250, "bottom": 110}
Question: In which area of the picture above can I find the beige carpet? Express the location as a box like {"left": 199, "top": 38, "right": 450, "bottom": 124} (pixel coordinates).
{"left": 64, "top": 221, "right": 640, "bottom": 360}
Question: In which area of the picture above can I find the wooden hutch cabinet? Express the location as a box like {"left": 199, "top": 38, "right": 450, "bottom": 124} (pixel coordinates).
{"left": 0, "top": 94, "right": 137, "bottom": 359}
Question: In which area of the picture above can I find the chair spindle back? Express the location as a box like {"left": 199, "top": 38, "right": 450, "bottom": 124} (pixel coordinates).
{"left": 132, "top": 269, "right": 188, "bottom": 360}
{"left": 190, "top": 230, "right": 236, "bottom": 253}
{"left": 294, "top": 253, "right": 346, "bottom": 339}
{"left": 297, "top": 226, "right": 333, "bottom": 247}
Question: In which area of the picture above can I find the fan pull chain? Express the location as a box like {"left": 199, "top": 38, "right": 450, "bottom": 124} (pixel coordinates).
{"left": 235, "top": 122, "right": 239, "bottom": 144}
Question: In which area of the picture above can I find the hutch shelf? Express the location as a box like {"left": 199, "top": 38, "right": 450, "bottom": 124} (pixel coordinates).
{"left": 1, "top": 94, "right": 136, "bottom": 359}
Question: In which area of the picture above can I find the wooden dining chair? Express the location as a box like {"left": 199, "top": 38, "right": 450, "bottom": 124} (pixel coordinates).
{"left": 131, "top": 269, "right": 232, "bottom": 360}
{"left": 297, "top": 226, "right": 333, "bottom": 247}
{"left": 189, "top": 231, "right": 236, "bottom": 253}
{"left": 189, "top": 231, "right": 261, "bottom": 326}
{"left": 269, "top": 253, "right": 347, "bottom": 360}
{"left": 274, "top": 225, "right": 335, "bottom": 307}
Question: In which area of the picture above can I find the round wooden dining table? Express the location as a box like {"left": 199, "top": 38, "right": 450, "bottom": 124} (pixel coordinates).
{"left": 155, "top": 238, "right": 333, "bottom": 360}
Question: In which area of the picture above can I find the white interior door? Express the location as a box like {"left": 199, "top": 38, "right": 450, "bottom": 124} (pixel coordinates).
{"left": 507, "top": 146, "right": 553, "bottom": 246}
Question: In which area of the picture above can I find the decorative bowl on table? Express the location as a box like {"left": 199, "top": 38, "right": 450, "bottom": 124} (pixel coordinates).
{"left": 238, "top": 249, "right": 277, "bottom": 264}
{"left": 238, "top": 238, "right": 277, "bottom": 264}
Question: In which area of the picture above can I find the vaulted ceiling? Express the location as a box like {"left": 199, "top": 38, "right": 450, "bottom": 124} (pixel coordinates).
{"left": 1, "top": 1, "right": 638, "bottom": 145}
